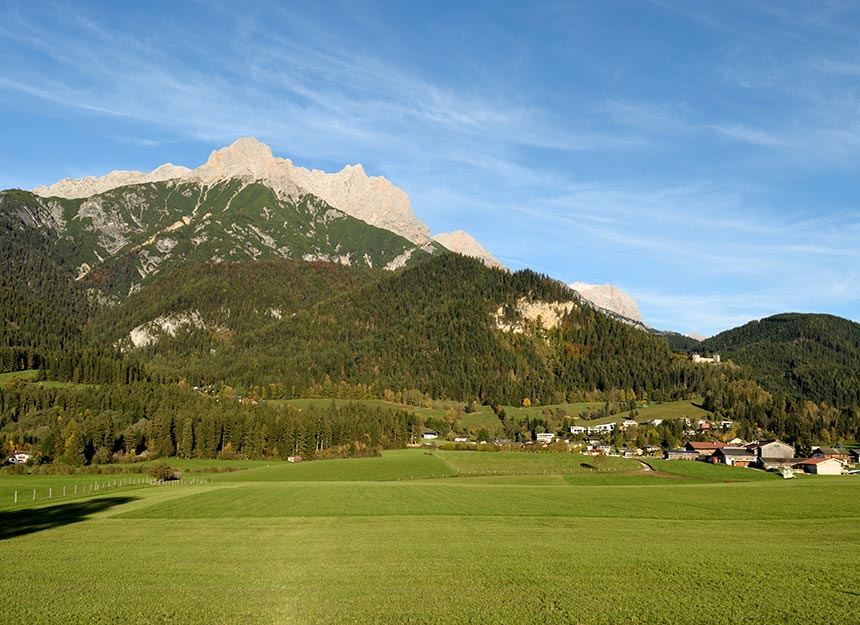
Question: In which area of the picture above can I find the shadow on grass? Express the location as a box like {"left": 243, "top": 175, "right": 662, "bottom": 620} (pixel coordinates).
{"left": 0, "top": 496, "right": 137, "bottom": 540}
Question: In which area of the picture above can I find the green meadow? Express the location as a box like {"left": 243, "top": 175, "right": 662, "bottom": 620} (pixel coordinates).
{"left": 0, "top": 450, "right": 858, "bottom": 625}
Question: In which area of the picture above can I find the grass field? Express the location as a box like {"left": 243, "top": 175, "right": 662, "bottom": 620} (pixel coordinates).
{"left": 0, "top": 369, "right": 39, "bottom": 383}
{"left": 0, "top": 449, "right": 858, "bottom": 624}
{"left": 265, "top": 397, "right": 712, "bottom": 438}
{"left": 0, "top": 369, "right": 95, "bottom": 389}
{"left": 265, "top": 397, "right": 618, "bottom": 435}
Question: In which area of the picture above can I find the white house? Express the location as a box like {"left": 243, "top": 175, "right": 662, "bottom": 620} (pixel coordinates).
{"left": 569, "top": 425, "right": 586, "bottom": 435}
{"left": 422, "top": 430, "right": 439, "bottom": 440}
{"left": 692, "top": 353, "right": 721, "bottom": 364}
{"left": 453, "top": 435, "right": 469, "bottom": 443}
{"left": 622, "top": 419, "right": 639, "bottom": 428}
{"left": 587, "top": 423, "right": 615, "bottom": 435}
{"left": 796, "top": 457, "right": 842, "bottom": 475}
{"left": 647, "top": 418, "right": 663, "bottom": 426}
{"left": 536, "top": 432, "right": 555, "bottom": 444}
{"left": 8, "top": 452, "right": 30, "bottom": 464}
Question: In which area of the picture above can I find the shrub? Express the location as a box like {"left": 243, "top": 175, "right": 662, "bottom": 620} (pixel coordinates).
{"left": 147, "top": 460, "right": 174, "bottom": 481}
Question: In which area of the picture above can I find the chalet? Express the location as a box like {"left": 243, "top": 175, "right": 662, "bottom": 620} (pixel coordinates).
{"left": 811, "top": 447, "right": 850, "bottom": 463}
{"left": 621, "top": 419, "right": 639, "bottom": 429}
{"left": 795, "top": 457, "right": 843, "bottom": 475}
{"left": 453, "top": 435, "right": 469, "bottom": 443}
{"left": 684, "top": 441, "right": 726, "bottom": 457}
{"left": 712, "top": 447, "right": 756, "bottom": 467}
{"left": 647, "top": 418, "right": 663, "bottom": 426}
{"left": 618, "top": 447, "right": 642, "bottom": 457}
{"left": 747, "top": 440, "right": 794, "bottom": 459}
{"left": 642, "top": 445, "right": 662, "bottom": 456}
{"left": 728, "top": 437, "right": 745, "bottom": 446}
{"left": 536, "top": 432, "right": 555, "bottom": 444}
{"left": 569, "top": 426, "right": 587, "bottom": 435}
{"left": 422, "top": 430, "right": 439, "bottom": 440}
{"left": 665, "top": 449, "right": 698, "bottom": 461}
{"left": 851, "top": 449, "right": 860, "bottom": 464}
{"left": 716, "top": 420, "right": 734, "bottom": 430}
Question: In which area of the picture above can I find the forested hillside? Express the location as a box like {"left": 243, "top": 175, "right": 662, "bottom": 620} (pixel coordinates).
{"left": 703, "top": 313, "right": 860, "bottom": 408}
{"left": 3, "top": 173, "right": 860, "bottom": 460}
{"left": 0, "top": 381, "right": 421, "bottom": 463}
{"left": 0, "top": 195, "right": 142, "bottom": 383}
{"left": 98, "top": 253, "right": 712, "bottom": 405}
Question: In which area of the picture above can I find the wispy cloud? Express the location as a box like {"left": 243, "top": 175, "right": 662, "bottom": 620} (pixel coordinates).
{"left": 0, "top": 1, "right": 858, "bottom": 335}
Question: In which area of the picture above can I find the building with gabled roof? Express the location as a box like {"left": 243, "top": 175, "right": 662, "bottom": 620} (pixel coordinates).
{"left": 713, "top": 447, "right": 756, "bottom": 467}
{"left": 795, "top": 457, "right": 842, "bottom": 475}
{"left": 747, "top": 440, "right": 794, "bottom": 459}
{"left": 811, "top": 447, "right": 850, "bottom": 463}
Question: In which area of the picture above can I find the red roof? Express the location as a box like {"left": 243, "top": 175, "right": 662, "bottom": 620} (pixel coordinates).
{"left": 687, "top": 441, "right": 726, "bottom": 450}
{"left": 799, "top": 457, "right": 837, "bottom": 465}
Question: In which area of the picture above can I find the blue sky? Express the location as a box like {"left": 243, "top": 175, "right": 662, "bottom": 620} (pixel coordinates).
{"left": 1, "top": 0, "right": 859, "bottom": 336}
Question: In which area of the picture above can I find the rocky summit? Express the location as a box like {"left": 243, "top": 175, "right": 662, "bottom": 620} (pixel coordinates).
{"left": 569, "top": 282, "right": 643, "bottom": 324}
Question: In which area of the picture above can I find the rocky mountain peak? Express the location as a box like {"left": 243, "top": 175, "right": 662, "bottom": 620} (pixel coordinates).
{"left": 30, "top": 137, "right": 433, "bottom": 245}
{"left": 195, "top": 137, "right": 277, "bottom": 180}
{"left": 569, "top": 282, "right": 643, "bottom": 323}
{"left": 32, "top": 163, "right": 192, "bottom": 199}
{"left": 432, "top": 230, "right": 504, "bottom": 270}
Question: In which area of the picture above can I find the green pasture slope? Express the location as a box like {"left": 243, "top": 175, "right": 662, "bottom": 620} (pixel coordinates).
{"left": 1, "top": 450, "right": 858, "bottom": 625}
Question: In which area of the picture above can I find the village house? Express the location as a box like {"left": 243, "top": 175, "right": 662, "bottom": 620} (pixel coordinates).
{"left": 453, "top": 435, "right": 469, "bottom": 443}
{"left": 647, "top": 418, "right": 663, "bottom": 426}
{"left": 747, "top": 440, "right": 794, "bottom": 459}
{"left": 535, "top": 432, "right": 554, "bottom": 444}
{"left": 795, "top": 457, "right": 843, "bottom": 475}
{"left": 621, "top": 419, "right": 639, "bottom": 429}
{"left": 851, "top": 449, "right": 860, "bottom": 465}
{"left": 618, "top": 447, "right": 642, "bottom": 458}
{"left": 811, "top": 447, "right": 850, "bottom": 463}
{"left": 642, "top": 444, "right": 662, "bottom": 456}
{"left": 712, "top": 447, "right": 756, "bottom": 467}
{"left": 684, "top": 441, "right": 726, "bottom": 458}
{"left": 569, "top": 425, "right": 587, "bottom": 435}
{"left": 691, "top": 353, "right": 720, "bottom": 364}
{"left": 422, "top": 430, "right": 439, "bottom": 440}
{"left": 587, "top": 422, "right": 615, "bottom": 435}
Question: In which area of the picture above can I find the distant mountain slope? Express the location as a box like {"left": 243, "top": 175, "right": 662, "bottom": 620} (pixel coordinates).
{"left": 702, "top": 313, "right": 860, "bottom": 406}
{"left": 90, "top": 259, "right": 378, "bottom": 348}
{"left": 0, "top": 195, "right": 92, "bottom": 370}
{"left": 110, "top": 253, "right": 709, "bottom": 404}
{"left": 2, "top": 179, "right": 435, "bottom": 297}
